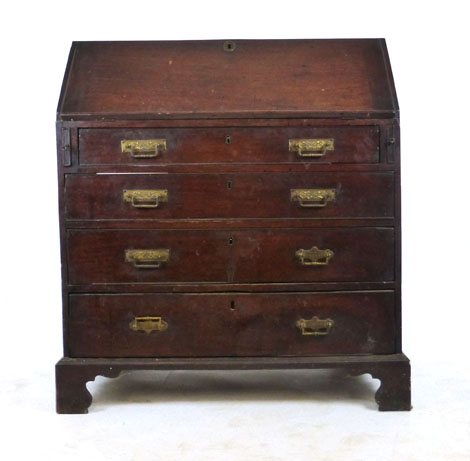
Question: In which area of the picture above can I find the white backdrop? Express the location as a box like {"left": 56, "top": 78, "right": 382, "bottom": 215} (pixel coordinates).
{"left": 1, "top": 1, "right": 469, "bottom": 460}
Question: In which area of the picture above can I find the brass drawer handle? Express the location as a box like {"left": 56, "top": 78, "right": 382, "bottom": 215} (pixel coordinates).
{"left": 125, "top": 249, "right": 170, "bottom": 269}
{"left": 296, "top": 316, "right": 334, "bottom": 336}
{"left": 289, "top": 138, "right": 334, "bottom": 158}
{"left": 291, "top": 189, "right": 336, "bottom": 208}
{"left": 121, "top": 139, "right": 167, "bottom": 158}
{"left": 296, "top": 246, "right": 334, "bottom": 266}
{"left": 123, "top": 189, "right": 168, "bottom": 208}
{"left": 130, "top": 316, "right": 168, "bottom": 334}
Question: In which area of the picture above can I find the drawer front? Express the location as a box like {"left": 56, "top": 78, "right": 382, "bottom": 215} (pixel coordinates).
{"left": 65, "top": 172, "right": 394, "bottom": 220}
{"left": 67, "top": 229, "right": 231, "bottom": 284}
{"left": 67, "top": 228, "right": 393, "bottom": 285}
{"left": 232, "top": 228, "right": 394, "bottom": 283}
{"left": 68, "top": 291, "right": 396, "bottom": 357}
{"left": 78, "top": 126, "right": 379, "bottom": 165}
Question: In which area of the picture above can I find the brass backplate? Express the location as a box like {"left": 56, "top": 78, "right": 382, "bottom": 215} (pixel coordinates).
{"left": 130, "top": 316, "right": 168, "bottom": 334}
{"left": 290, "top": 189, "right": 336, "bottom": 207}
{"left": 125, "top": 249, "right": 170, "bottom": 268}
{"left": 123, "top": 189, "right": 168, "bottom": 208}
{"left": 121, "top": 139, "right": 167, "bottom": 157}
{"left": 295, "top": 246, "right": 334, "bottom": 266}
{"left": 289, "top": 138, "right": 335, "bottom": 157}
{"left": 296, "top": 316, "right": 334, "bottom": 336}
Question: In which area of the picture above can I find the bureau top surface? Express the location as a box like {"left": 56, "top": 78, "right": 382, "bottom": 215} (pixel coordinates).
{"left": 57, "top": 39, "right": 398, "bottom": 121}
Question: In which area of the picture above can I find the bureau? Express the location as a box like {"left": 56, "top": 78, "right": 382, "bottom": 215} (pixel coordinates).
{"left": 55, "top": 39, "right": 411, "bottom": 413}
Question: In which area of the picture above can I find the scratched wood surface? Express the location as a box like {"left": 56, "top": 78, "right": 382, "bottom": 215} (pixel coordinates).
{"left": 58, "top": 39, "right": 397, "bottom": 120}
{"left": 68, "top": 292, "right": 396, "bottom": 357}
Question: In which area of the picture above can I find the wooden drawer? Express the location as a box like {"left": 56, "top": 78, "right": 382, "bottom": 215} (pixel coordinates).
{"left": 67, "top": 228, "right": 394, "bottom": 285}
{"left": 232, "top": 228, "right": 394, "bottom": 283}
{"left": 65, "top": 172, "right": 394, "bottom": 220}
{"left": 68, "top": 291, "right": 396, "bottom": 357}
{"left": 67, "top": 229, "right": 231, "bottom": 284}
{"left": 78, "top": 126, "right": 379, "bottom": 165}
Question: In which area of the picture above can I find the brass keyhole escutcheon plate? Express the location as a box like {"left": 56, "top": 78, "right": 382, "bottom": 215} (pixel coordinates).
{"left": 223, "top": 40, "right": 236, "bottom": 52}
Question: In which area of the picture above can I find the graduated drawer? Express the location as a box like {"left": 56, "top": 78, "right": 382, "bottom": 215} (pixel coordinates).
{"left": 65, "top": 172, "right": 394, "bottom": 220}
{"left": 78, "top": 126, "right": 379, "bottom": 165}
{"left": 67, "top": 228, "right": 394, "bottom": 285}
{"left": 68, "top": 291, "right": 396, "bottom": 357}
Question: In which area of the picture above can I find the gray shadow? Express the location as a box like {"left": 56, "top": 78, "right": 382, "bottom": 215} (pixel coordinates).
{"left": 86, "top": 369, "right": 381, "bottom": 411}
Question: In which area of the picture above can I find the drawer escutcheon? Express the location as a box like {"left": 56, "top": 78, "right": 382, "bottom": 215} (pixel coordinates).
{"left": 289, "top": 138, "right": 335, "bottom": 158}
{"left": 121, "top": 139, "right": 167, "bottom": 158}
{"left": 295, "top": 246, "right": 334, "bottom": 266}
{"left": 290, "top": 189, "right": 336, "bottom": 208}
{"left": 296, "top": 316, "right": 334, "bottom": 336}
{"left": 130, "top": 316, "right": 168, "bottom": 334}
{"left": 123, "top": 189, "right": 168, "bottom": 208}
{"left": 125, "top": 249, "right": 170, "bottom": 269}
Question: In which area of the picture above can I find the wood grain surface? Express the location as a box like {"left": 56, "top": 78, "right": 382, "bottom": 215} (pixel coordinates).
{"left": 68, "top": 291, "right": 396, "bottom": 357}
{"left": 58, "top": 39, "right": 397, "bottom": 120}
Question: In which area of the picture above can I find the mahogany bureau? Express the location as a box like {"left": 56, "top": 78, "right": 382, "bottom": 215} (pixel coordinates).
{"left": 55, "top": 39, "right": 411, "bottom": 413}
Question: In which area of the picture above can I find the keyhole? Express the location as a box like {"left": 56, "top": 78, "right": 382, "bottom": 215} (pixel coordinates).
{"left": 227, "top": 180, "right": 233, "bottom": 190}
{"left": 230, "top": 300, "right": 236, "bottom": 310}
{"left": 224, "top": 41, "right": 236, "bottom": 52}
{"left": 225, "top": 135, "right": 232, "bottom": 144}
{"left": 228, "top": 237, "right": 234, "bottom": 245}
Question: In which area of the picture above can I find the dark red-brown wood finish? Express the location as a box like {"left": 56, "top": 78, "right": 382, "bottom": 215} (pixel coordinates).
{"left": 56, "top": 39, "right": 410, "bottom": 413}
{"left": 66, "top": 228, "right": 394, "bottom": 284}
{"left": 59, "top": 39, "right": 397, "bottom": 120}
{"left": 68, "top": 292, "right": 396, "bottom": 358}
{"left": 65, "top": 172, "right": 394, "bottom": 220}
